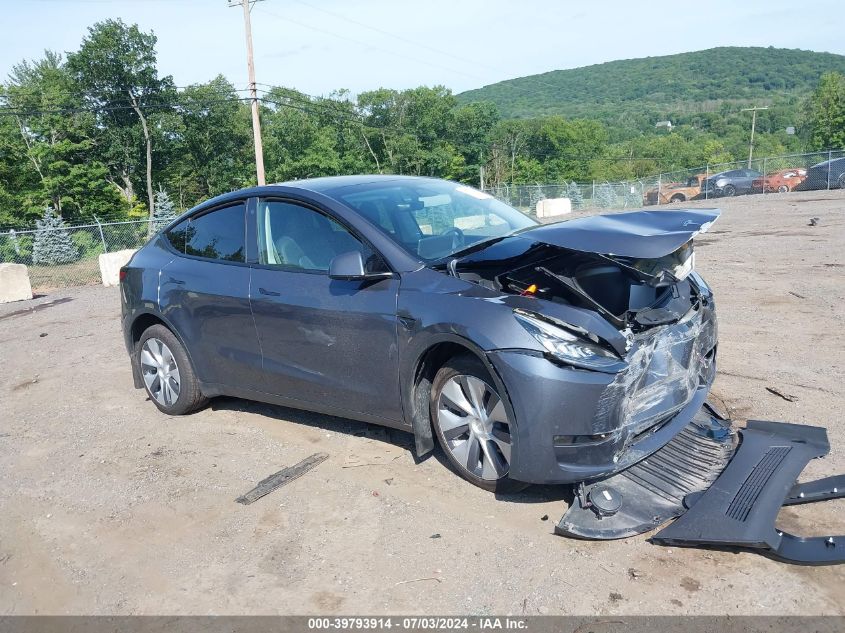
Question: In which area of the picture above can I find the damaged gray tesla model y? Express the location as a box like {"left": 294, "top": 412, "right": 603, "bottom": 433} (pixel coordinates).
{"left": 121, "top": 176, "right": 844, "bottom": 563}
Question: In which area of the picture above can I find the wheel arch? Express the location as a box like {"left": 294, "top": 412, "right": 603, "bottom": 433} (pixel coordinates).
{"left": 127, "top": 310, "right": 198, "bottom": 389}
{"left": 404, "top": 333, "right": 517, "bottom": 459}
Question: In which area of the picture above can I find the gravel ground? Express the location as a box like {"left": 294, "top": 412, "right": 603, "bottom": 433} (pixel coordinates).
{"left": 1, "top": 190, "right": 843, "bottom": 615}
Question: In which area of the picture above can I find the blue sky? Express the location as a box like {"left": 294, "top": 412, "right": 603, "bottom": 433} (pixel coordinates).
{"left": 2, "top": 0, "right": 843, "bottom": 96}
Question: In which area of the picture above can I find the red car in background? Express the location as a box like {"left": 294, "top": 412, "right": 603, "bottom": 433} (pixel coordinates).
{"left": 752, "top": 168, "right": 807, "bottom": 193}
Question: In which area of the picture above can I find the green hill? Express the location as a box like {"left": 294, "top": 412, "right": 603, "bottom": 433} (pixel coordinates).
{"left": 457, "top": 47, "right": 845, "bottom": 127}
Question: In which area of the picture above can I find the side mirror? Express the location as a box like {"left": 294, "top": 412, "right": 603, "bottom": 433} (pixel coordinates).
{"left": 328, "top": 251, "right": 393, "bottom": 281}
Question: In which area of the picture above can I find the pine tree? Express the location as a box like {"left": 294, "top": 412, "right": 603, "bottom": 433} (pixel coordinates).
{"left": 152, "top": 188, "right": 177, "bottom": 233}
{"left": 596, "top": 183, "right": 617, "bottom": 209}
{"left": 566, "top": 181, "right": 584, "bottom": 210}
{"left": 529, "top": 184, "right": 546, "bottom": 214}
{"left": 624, "top": 184, "right": 643, "bottom": 208}
{"left": 32, "top": 207, "right": 78, "bottom": 265}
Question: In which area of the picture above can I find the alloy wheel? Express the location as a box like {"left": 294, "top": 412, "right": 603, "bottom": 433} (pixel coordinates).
{"left": 437, "top": 375, "right": 512, "bottom": 480}
{"left": 140, "top": 337, "right": 181, "bottom": 407}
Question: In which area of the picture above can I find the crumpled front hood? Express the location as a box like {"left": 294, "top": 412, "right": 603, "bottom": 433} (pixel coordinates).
{"left": 512, "top": 209, "right": 720, "bottom": 259}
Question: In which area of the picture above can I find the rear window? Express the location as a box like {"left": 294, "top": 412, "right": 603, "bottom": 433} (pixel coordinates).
{"left": 165, "top": 204, "right": 246, "bottom": 263}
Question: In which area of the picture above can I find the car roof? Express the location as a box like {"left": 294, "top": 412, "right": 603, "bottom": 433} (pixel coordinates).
{"left": 271, "top": 174, "right": 445, "bottom": 194}
{"left": 182, "top": 175, "right": 450, "bottom": 215}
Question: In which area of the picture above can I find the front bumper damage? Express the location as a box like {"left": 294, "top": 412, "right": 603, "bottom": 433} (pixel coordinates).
{"left": 556, "top": 408, "right": 845, "bottom": 565}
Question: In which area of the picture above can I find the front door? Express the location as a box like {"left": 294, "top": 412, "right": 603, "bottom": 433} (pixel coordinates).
{"left": 249, "top": 198, "right": 403, "bottom": 423}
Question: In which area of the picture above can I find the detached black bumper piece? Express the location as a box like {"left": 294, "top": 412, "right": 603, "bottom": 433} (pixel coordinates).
{"left": 653, "top": 420, "right": 844, "bottom": 565}
{"left": 556, "top": 405, "right": 736, "bottom": 539}
{"left": 557, "top": 415, "right": 845, "bottom": 565}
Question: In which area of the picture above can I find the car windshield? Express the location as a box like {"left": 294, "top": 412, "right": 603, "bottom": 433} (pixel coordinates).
{"left": 326, "top": 179, "right": 537, "bottom": 261}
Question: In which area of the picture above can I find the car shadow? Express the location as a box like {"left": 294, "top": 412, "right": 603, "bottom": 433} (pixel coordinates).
{"left": 209, "top": 395, "right": 573, "bottom": 506}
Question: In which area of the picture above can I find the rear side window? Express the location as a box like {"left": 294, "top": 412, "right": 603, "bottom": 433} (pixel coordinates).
{"left": 166, "top": 204, "right": 246, "bottom": 262}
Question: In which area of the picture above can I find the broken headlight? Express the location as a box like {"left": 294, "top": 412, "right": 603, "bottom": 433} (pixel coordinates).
{"left": 514, "top": 310, "right": 626, "bottom": 373}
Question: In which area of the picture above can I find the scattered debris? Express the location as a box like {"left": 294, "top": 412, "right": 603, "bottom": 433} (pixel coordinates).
{"left": 788, "top": 291, "right": 806, "bottom": 299}
{"left": 372, "top": 490, "right": 379, "bottom": 497}
{"left": 394, "top": 576, "right": 442, "bottom": 586}
{"left": 342, "top": 455, "right": 401, "bottom": 468}
{"left": 609, "top": 592, "right": 624, "bottom": 603}
{"left": 384, "top": 478, "right": 393, "bottom": 485}
{"left": 0, "top": 296, "right": 73, "bottom": 322}
{"left": 540, "top": 514, "right": 549, "bottom": 521}
{"left": 39, "top": 332, "right": 47, "bottom": 337}
{"left": 235, "top": 452, "right": 328, "bottom": 505}
{"left": 766, "top": 386, "right": 799, "bottom": 402}
{"left": 430, "top": 533, "right": 441, "bottom": 539}
{"left": 628, "top": 568, "right": 644, "bottom": 579}
{"left": 809, "top": 217, "right": 820, "bottom": 226}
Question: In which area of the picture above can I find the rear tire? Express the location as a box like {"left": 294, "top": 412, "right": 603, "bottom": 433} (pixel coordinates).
{"left": 430, "top": 354, "right": 527, "bottom": 493}
{"left": 838, "top": 173, "right": 845, "bottom": 189}
{"left": 137, "top": 324, "right": 208, "bottom": 415}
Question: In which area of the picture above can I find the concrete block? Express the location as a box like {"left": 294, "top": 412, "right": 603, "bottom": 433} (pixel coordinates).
{"left": 536, "top": 197, "right": 572, "bottom": 218}
{"left": 0, "top": 263, "right": 33, "bottom": 303}
{"left": 98, "top": 249, "right": 137, "bottom": 287}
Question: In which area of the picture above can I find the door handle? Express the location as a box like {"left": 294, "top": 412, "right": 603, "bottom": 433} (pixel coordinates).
{"left": 258, "top": 287, "right": 281, "bottom": 297}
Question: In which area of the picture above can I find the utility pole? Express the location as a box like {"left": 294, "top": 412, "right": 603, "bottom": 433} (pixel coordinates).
{"left": 230, "top": 0, "right": 266, "bottom": 185}
{"left": 741, "top": 106, "right": 768, "bottom": 168}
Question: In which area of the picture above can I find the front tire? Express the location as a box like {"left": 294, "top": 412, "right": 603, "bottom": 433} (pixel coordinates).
{"left": 670, "top": 194, "right": 685, "bottom": 203}
{"left": 721, "top": 184, "right": 736, "bottom": 197}
{"left": 430, "top": 355, "right": 524, "bottom": 492}
{"left": 777, "top": 184, "right": 789, "bottom": 193}
{"left": 137, "top": 324, "right": 207, "bottom": 415}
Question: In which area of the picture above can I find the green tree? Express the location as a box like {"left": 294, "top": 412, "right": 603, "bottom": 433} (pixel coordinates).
{"left": 67, "top": 19, "right": 174, "bottom": 219}
{"left": 2, "top": 52, "right": 126, "bottom": 224}
{"left": 152, "top": 187, "right": 177, "bottom": 232}
{"left": 805, "top": 72, "right": 845, "bottom": 150}
{"left": 566, "top": 181, "right": 584, "bottom": 209}
{"left": 170, "top": 76, "right": 253, "bottom": 204}
{"left": 32, "top": 206, "right": 78, "bottom": 264}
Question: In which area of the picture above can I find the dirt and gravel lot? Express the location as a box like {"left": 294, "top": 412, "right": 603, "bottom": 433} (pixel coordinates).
{"left": 1, "top": 190, "right": 844, "bottom": 615}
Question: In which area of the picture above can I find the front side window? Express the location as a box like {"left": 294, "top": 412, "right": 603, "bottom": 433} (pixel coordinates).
{"left": 166, "top": 204, "right": 246, "bottom": 262}
{"left": 325, "top": 179, "right": 536, "bottom": 261}
{"left": 256, "top": 200, "right": 385, "bottom": 273}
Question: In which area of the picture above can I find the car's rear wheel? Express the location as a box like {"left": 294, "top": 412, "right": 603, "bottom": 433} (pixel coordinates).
{"left": 721, "top": 184, "right": 736, "bottom": 197}
{"left": 777, "top": 184, "right": 789, "bottom": 193}
{"left": 838, "top": 173, "right": 845, "bottom": 189}
{"left": 430, "top": 355, "right": 525, "bottom": 492}
{"left": 138, "top": 324, "right": 207, "bottom": 415}
{"left": 670, "top": 194, "right": 685, "bottom": 203}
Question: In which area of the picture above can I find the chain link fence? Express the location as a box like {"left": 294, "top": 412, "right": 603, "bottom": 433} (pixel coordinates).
{"left": 487, "top": 149, "right": 845, "bottom": 212}
{"left": 0, "top": 218, "right": 156, "bottom": 292}
{"left": 2, "top": 150, "right": 844, "bottom": 292}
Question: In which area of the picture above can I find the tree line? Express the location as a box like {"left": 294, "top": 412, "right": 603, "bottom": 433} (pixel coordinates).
{"left": 2, "top": 19, "right": 844, "bottom": 229}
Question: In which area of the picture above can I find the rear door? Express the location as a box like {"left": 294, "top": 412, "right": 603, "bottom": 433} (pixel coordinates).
{"left": 159, "top": 202, "right": 264, "bottom": 391}
{"left": 249, "top": 198, "right": 403, "bottom": 422}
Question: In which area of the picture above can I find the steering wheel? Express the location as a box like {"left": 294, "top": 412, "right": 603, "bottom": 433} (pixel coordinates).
{"left": 442, "top": 227, "right": 465, "bottom": 250}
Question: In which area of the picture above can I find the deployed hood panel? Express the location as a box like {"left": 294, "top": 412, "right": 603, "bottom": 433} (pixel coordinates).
{"left": 512, "top": 209, "right": 720, "bottom": 259}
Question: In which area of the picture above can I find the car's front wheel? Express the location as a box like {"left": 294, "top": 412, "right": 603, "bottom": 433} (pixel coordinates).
{"left": 721, "top": 184, "right": 736, "bottom": 197}
{"left": 137, "top": 324, "right": 207, "bottom": 415}
{"left": 430, "top": 355, "right": 524, "bottom": 492}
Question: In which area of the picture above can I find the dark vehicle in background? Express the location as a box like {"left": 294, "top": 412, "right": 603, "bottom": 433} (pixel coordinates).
{"left": 120, "top": 176, "right": 719, "bottom": 492}
{"left": 794, "top": 157, "right": 845, "bottom": 191}
{"left": 700, "top": 168, "right": 762, "bottom": 197}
